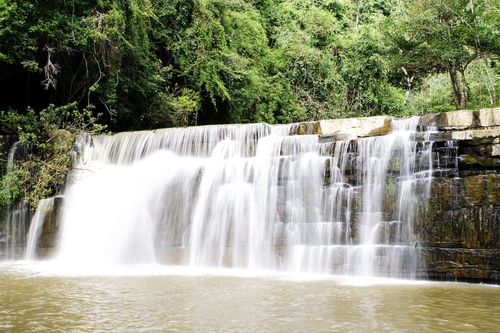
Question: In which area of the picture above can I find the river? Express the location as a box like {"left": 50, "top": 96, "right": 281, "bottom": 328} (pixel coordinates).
{"left": 1, "top": 263, "right": 498, "bottom": 332}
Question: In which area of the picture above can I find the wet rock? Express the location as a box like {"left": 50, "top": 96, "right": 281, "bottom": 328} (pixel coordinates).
{"left": 459, "top": 155, "right": 500, "bottom": 169}
{"left": 418, "top": 248, "right": 500, "bottom": 283}
{"left": 319, "top": 133, "right": 352, "bottom": 143}
{"left": 415, "top": 169, "right": 500, "bottom": 283}
{"left": 36, "top": 196, "right": 64, "bottom": 258}
{"left": 459, "top": 142, "right": 498, "bottom": 157}
{"left": 289, "top": 121, "right": 322, "bottom": 135}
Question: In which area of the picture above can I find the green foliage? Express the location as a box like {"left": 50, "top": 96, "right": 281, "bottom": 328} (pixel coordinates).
{"left": 0, "top": 103, "right": 106, "bottom": 208}
{"left": 0, "top": 172, "right": 21, "bottom": 208}
{"left": 0, "top": 0, "right": 498, "bottom": 130}
{"left": 146, "top": 88, "right": 201, "bottom": 127}
{"left": 0, "top": 0, "right": 497, "bottom": 211}
{"left": 386, "top": 0, "right": 499, "bottom": 109}
{"left": 405, "top": 57, "right": 500, "bottom": 114}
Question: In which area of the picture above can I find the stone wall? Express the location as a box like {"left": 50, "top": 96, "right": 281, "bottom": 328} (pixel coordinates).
{"left": 415, "top": 109, "right": 499, "bottom": 283}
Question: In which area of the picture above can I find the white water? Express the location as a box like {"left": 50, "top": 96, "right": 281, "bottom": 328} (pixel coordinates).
{"left": 0, "top": 142, "right": 31, "bottom": 259}
{"left": 354, "top": 117, "right": 433, "bottom": 276}
{"left": 24, "top": 198, "right": 55, "bottom": 259}
{"left": 0, "top": 203, "right": 29, "bottom": 259}
{"left": 6, "top": 141, "right": 19, "bottom": 173}
{"left": 35, "top": 119, "right": 433, "bottom": 278}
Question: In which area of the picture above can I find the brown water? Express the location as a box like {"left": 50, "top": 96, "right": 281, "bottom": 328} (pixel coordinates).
{"left": 0, "top": 264, "right": 499, "bottom": 332}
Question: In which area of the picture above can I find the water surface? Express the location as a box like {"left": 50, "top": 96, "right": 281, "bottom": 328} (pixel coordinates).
{"left": 1, "top": 264, "right": 498, "bottom": 332}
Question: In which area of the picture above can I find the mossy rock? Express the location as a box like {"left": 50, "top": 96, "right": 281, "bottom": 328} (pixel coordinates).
{"left": 459, "top": 155, "right": 500, "bottom": 169}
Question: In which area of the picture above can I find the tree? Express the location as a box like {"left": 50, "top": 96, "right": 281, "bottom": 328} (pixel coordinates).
{"left": 387, "top": 0, "right": 500, "bottom": 109}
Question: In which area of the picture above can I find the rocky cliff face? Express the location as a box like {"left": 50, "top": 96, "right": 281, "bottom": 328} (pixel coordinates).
{"left": 293, "top": 108, "right": 499, "bottom": 282}
{"left": 415, "top": 108, "right": 499, "bottom": 283}
{"left": 419, "top": 174, "right": 499, "bottom": 282}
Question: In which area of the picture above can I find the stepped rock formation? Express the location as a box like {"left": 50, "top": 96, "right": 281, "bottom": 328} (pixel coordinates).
{"left": 1, "top": 108, "right": 499, "bottom": 283}
{"left": 296, "top": 108, "right": 500, "bottom": 282}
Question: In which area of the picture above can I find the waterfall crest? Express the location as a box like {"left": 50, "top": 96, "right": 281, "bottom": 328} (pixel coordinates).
{"left": 49, "top": 119, "right": 434, "bottom": 277}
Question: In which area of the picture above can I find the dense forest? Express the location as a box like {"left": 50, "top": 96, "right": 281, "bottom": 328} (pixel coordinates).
{"left": 0, "top": 0, "right": 499, "bottom": 207}
{"left": 1, "top": 0, "right": 498, "bottom": 131}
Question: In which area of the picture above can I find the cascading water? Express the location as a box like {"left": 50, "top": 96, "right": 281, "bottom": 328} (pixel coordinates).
{"left": 351, "top": 117, "right": 433, "bottom": 277}
{"left": 0, "top": 203, "right": 30, "bottom": 259}
{"left": 0, "top": 142, "right": 31, "bottom": 260}
{"left": 25, "top": 197, "right": 55, "bottom": 259}
{"left": 45, "top": 118, "right": 434, "bottom": 278}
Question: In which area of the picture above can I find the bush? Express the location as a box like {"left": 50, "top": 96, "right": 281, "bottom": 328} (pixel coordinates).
{"left": 0, "top": 103, "right": 106, "bottom": 209}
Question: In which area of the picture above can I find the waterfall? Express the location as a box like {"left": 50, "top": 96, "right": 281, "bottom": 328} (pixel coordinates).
{"left": 0, "top": 142, "right": 31, "bottom": 260}
{"left": 48, "top": 118, "right": 434, "bottom": 277}
{"left": 0, "top": 203, "right": 30, "bottom": 259}
{"left": 352, "top": 117, "right": 433, "bottom": 276}
{"left": 6, "top": 141, "right": 19, "bottom": 173}
{"left": 25, "top": 198, "right": 55, "bottom": 259}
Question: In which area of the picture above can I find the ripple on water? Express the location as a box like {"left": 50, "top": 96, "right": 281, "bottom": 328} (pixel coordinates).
{"left": 1, "top": 263, "right": 499, "bottom": 332}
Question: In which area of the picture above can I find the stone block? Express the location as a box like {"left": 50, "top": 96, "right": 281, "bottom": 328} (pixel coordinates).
{"left": 443, "top": 109, "right": 478, "bottom": 129}
{"left": 419, "top": 109, "right": 480, "bottom": 129}
{"left": 451, "top": 127, "right": 500, "bottom": 141}
{"left": 478, "top": 107, "right": 500, "bottom": 127}
{"left": 318, "top": 116, "right": 391, "bottom": 138}
{"left": 289, "top": 121, "right": 321, "bottom": 135}
{"left": 493, "top": 144, "right": 500, "bottom": 157}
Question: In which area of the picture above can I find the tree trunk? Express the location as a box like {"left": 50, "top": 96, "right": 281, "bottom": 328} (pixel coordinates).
{"left": 482, "top": 58, "right": 497, "bottom": 105}
{"left": 449, "top": 69, "right": 468, "bottom": 109}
